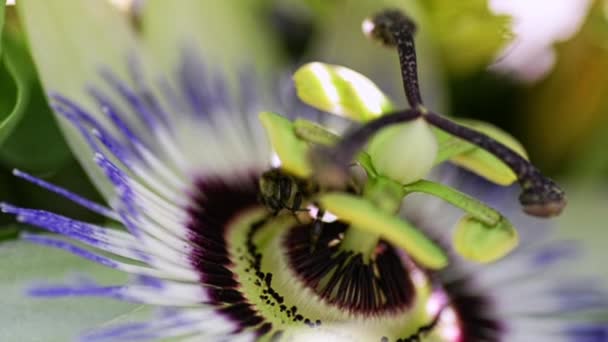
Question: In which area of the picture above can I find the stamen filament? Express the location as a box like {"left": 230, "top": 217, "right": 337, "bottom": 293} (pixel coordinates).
{"left": 402, "top": 179, "right": 501, "bottom": 226}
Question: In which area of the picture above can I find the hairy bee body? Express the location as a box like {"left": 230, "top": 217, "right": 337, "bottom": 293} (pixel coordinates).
{"left": 258, "top": 169, "right": 316, "bottom": 215}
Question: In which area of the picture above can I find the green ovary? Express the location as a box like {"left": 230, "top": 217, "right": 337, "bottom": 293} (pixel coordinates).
{"left": 367, "top": 118, "right": 438, "bottom": 185}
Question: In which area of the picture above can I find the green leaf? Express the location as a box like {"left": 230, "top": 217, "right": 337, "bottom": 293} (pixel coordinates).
{"left": 420, "top": 0, "right": 513, "bottom": 75}
{"left": 259, "top": 112, "right": 312, "bottom": 178}
{"left": 434, "top": 119, "right": 528, "bottom": 186}
{"left": 0, "top": 34, "right": 32, "bottom": 148}
{"left": 141, "top": 0, "right": 281, "bottom": 73}
{"left": 0, "top": 224, "right": 18, "bottom": 241}
{"left": 0, "top": 1, "right": 4, "bottom": 56}
{"left": 16, "top": 0, "right": 139, "bottom": 200}
{"left": 453, "top": 214, "right": 519, "bottom": 263}
{"left": 0, "top": 238, "right": 146, "bottom": 342}
{"left": 293, "top": 62, "right": 393, "bottom": 121}
{"left": 0, "top": 32, "right": 72, "bottom": 172}
{"left": 318, "top": 192, "right": 448, "bottom": 269}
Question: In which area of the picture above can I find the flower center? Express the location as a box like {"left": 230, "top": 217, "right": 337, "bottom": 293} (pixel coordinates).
{"left": 184, "top": 172, "right": 484, "bottom": 340}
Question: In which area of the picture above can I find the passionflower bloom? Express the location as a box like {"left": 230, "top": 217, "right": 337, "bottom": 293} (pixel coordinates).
{"left": 2, "top": 3, "right": 607, "bottom": 342}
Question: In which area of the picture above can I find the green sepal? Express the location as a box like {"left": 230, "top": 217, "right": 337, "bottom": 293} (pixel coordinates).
{"left": 259, "top": 112, "right": 312, "bottom": 178}
{"left": 293, "top": 62, "right": 394, "bottom": 122}
{"left": 453, "top": 214, "right": 519, "bottom": 263}
{"left": 434, "top": 119, "right": 528, "bottom": 186}
{"left": 318, "top": 193, "right": 448, "bottom": 270}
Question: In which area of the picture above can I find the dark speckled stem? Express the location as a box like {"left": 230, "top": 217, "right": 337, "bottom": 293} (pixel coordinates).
{"left": 426, "top": 111, "right": 566, "bottom": 217}
{"left": 368, "top": 10, "right": 423, "bottom": 108}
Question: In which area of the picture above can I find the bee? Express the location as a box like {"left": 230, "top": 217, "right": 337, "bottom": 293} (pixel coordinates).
{"left": 258, "top": 169, "right": 316, "bottom": 215}
{"left": 258, "top": 169, "right": 326, "bottom": 248}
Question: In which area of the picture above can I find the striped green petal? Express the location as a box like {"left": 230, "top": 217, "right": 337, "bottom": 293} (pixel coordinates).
{"left": 259, "top": 112, "right": 312, "bottom": 178}
{"left": 293, "top": 62, "right": 394, "bottom": 122}
{"left": 318, "top": 192, "right": 448, "bottom": 270}
{"left": 434, "top": 119, "right": 528, "bottom": 186}
{"left": 453, "top": 214, "right": 519, "bottom": 263}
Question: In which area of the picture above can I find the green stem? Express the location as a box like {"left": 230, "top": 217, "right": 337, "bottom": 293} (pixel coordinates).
{"left": 403, "top": 179, "right": 501, "bottom": 226}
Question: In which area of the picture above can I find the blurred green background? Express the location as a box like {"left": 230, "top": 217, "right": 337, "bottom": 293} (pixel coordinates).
{"left": 0, "top": 0, "right": 606, "bottom": 250}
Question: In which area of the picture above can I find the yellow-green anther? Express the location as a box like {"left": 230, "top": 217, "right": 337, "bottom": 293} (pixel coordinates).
{"left": 453, "top": 214, "right": 519, "bottom": 263}
{"left": 318, "top": 193, "right": 448, "bottom": 270}
{"left": 367, "top": 118, "right": 437, "bottom": 185}
{"left": 294, "top": 118, "right": 340, "bottom": 146}
{"left": 293, "top": 62, "right": 394, "bottom": 122}
{"left": 403, "top": 180, "right": 501, "bottom": 226}
{"left": 259, "top": 112, "right": 312, "bottom": 178}
{"left": 433, "top": 119, "right": 528, "bottom": 186}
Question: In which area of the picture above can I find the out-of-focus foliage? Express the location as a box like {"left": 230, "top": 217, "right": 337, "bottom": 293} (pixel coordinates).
{"left": 0, "top": 31, "right": 70, "bottom": 171}
{"left": 0, "top": 32, "right": 29, "bottom": 148}
{"left": 0, "top": 1, "right": 4, "bottom": 55}
{"left": 419, "top": 0, "right": 513, "bottom": 75}
{"left": 524, "top": 1, "right": 608, "bottom": 178}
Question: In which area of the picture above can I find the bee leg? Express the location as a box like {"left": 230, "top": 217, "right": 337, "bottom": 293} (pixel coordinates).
{"left": 289, "top": 191, "right": 307, "bottom": 223}
{"left": 310, "top": 206, "right": 325, "bottom": 252}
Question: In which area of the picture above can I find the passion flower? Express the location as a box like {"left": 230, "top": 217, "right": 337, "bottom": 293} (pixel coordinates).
{"left": 1, "top": 4, "right": 606, "bottom": 342}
